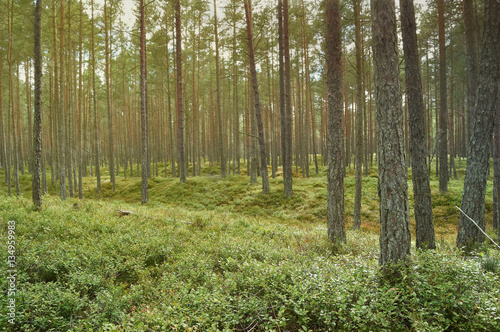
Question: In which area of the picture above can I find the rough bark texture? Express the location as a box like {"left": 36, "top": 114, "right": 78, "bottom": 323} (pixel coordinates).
{"left": 32, "top": 0, "right": 43, "bottom": 210}
{"left": 326, "top": 0, "right": 346, "bottom": 244}
{"left": 140, "top": 0, "right": 148, "bottom": 204}
{"left": 175, "top": 0, "right": 186, "bottom": 184}
{"left": 457, "top": 0, "right": 500, "bottom": 248}
{"left": 283, "top": 0, "right": 293, "bottom": 197}
{"left": 400, "top": 0, "right": 435, "bottom": 249}
{"left": 353, "top": 0, "right": 363, "bottom": 229}
{"left": 244, "top": 0, "right": 270, "bottom": 194}
{"left": 463, "top": 0, "right": 478, "bottom": 144}
{"left": 494, "top": 85, "right": 500, "bottom": 233}
{"left": 372, "top": 0, "right": 411, "bottom": 266}
{"left": 438, "top": 0, "right": 448, "bottom": 193}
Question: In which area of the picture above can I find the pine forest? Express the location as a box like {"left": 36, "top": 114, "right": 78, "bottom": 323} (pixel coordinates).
{"left": 1, "top": 0, "right": 500, "bottom": 330}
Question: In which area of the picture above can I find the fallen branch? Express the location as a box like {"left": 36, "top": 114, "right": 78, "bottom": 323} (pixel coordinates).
{"left": 455, "top": 206, "right": 500, "bottom": 250}
{"left": 117, "top": 210, "right": 134, "bottom": 217}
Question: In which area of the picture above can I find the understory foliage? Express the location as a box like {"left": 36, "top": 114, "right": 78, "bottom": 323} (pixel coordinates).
{"left": 1, "top": 191, "right": 499, "bottom": 331}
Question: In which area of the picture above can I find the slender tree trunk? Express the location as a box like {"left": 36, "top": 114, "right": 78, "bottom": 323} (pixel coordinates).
{"left": 457, "top": 0, "right": 500, "bottom": 248}
{"left": 353, "top": 0, "right": 363, "bottom": 229}
{"left": 0, "top": 31, "right": 6, "bottom": 184}
{"left": 213, "top": 0, "right": 226, "bottom": 178}
{"left": 91, "top": 0, "right": 101, "bottom": 193}
{"left": 140, "top": 0, "right": 148, "bottom": 203}
{"left": 33, "top": 0, "right": 43, "bottom": 210}
{"left": 175, "top": 0, "right": 186, "bottom": 183}
{"left": 326, "top": 0, "right": 346, "bottom": 244}
{"left": 400, "top": 0, "right": 435, "bottom": 250}
{"left": 438, "top": 0, "right": 448, "bottom": 193}
{"left": 105, "top": 0, "right": 115, "bottom": 191}
{"left": 78, "top": 0, "right": 83, "bottom": 199}
{"left": 8, "top": 0, "right": 19, "bottom": 196}
{"left": 244, "top": 0, "right": 270, "bottom": 194}
{"left": 58, "top": 0, "right": 67, "bottom": 199}
{"left": 372, "top": 0, "right": 411, "bottom": 266}
{"left": 283, "top": 0, "right": 293, "bottom": 196}
{"left": 278, "top": 0, "right": 287, "bottom": 186}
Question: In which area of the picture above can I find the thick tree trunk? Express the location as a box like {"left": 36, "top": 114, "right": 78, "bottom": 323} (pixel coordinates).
{"left": 326, "top": 0, "right": 346, "bottom": 244}
{"left": 32, "top": 0, "right": 43, "bottom": 210}
{"left": 457, "top": 0, "right": 500, "bottom": 248}
{"left": 463, "top": 0, "right": 478, "bottom": 144}
{"left": 400, "top": 0, "right": 435, "bottom": 249}
{"left": 372, "top": 0, "right": 411, "bottom": 266}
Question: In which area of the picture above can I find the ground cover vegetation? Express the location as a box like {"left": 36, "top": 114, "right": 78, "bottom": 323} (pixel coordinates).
{"left": 1, "top": 162, "right": 500, "bottom": 331}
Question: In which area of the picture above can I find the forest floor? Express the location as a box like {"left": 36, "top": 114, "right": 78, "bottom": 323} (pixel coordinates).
{"left": 1, "top": 161, "right": 499, "bottom": 331}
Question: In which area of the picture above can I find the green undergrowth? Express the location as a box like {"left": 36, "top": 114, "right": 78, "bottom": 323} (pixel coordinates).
{"left": 4, "top": 158, "right": 494, "bottom": 239}
{"left": 1, "top": 194, "right": 500, "bottom": 331}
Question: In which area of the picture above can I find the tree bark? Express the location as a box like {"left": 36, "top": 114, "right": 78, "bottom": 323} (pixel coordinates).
{"left": 463, "top": 0, "right": 478, "bottom": 145}
{"left": 32, "top": 0, "right": 43, "bottom": 210}
{"left": 105, "top": 0, "right": 115, "bottom": 191}
{"left": 140, "top": 0, "right": 148, "bottom": 203}
{"left": 283, "top": 0, "right": 293, "bottom": 196}
{"left": 244, "top": 0, "right": 270, "bottom": 194}
{"left": 353, "top": 0, "right": 363, "bottom": 229}
{"left": 326, "top": 0, "right": 346, "bottom": 244}
{"left": 175, "top": 0, "right": 186, "bottom": 184}
{"left": 400, "top": 0, "right": 435, "bottom": 249}
{"left": 457, "top": 0, "right": 500, "bottom": 248}
{"left": 372, "top": 0, "right": 411, "bottom": 266}
{"left": 438, "top": 0, "right": 449, "bottom": 193}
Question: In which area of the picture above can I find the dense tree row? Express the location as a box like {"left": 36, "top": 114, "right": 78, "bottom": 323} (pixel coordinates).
{"left": 1, "top": 0, "right": 499, "bottom": 265}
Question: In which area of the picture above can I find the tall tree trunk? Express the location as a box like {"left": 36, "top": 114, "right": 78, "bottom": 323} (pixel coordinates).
{"left": 463, "top": 0, "right": 478, "bottom": 145}
{"left": 244, "top": 0, "right": 270, "bottom": 194}
{"left": 400, "top": 0, "right": 435, "bottom": 250}
{"left": 105, "top": 0, "right": 115, "bottom": 191}
{"left": 353, "top": 0, "right": 363, "bottom": 229}
{"left": 58, "top": 0, "right": 67, "bottom": 199}
{"left": 457, "top": 0, "right": 500, "bottom": 248}
{"left": 9, "top": 0, "right": 19, "bottom": 196}
{"left": 494, "top": 84, "right": 500, "bottom": 234}
{"left": 326, "top": 0, "right": 346, "bottom": 244}
{"left": 232, "top": 1, "right": 240, "bottom": 174}
{"left": 0, "top": 31, "right": 6, "bottom": 184}
{"left": 33, "top": 0, "right": 43, "bottom": 210}
{"left": 283, "top": 0, "right": 293, "bottom": 196}
{"left": 213, "top": 0, "right": 226, "bottom": 178}
{"left": 438, "top": 0, "right": 449, "bottom": 192}
{"left": 175, "top": 0, "right": 186, "bottom": 184}
{"left": 140, "top": 0, "right": 148, "bottom": 203}
{"left": 78, "top": 0, "right": 83, "bottom": 199}
{"left": 91, "top": 0, "right": 101, "bottom": 193}
{"left": 278, "top": 0, "right": 287, "bottom": 184}
{"left": 372, "top": 0, "right": 411, "bottom": 266}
